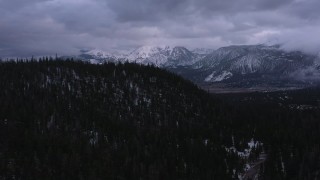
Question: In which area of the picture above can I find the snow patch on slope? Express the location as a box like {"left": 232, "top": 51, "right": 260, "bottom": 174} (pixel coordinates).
{"left": 231, "top": 55, "right": 261, "bottom": 74}
{"left": 205, "top": 71, "right": 233, "bottom": 82}
{"left": 225, "top": 138, "right": 262, "bottom": 158}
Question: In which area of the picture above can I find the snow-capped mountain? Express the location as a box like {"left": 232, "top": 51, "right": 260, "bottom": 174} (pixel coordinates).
{"left": 126, "top": 45, "right": 203, "bottom": 67}
{"left": 78, "top": 49, "right": 127, "bottom": 62}
{"left": 76, "top": 44, "right": 320, "bottom": 89}
{"left": 79, "top": 46, "right": 202, "bottom": 67}
{"left": 187, "top": 44, "right": 319, "bottom": 83}
{"left": 165, "top": 46, "right": 203, "bottom": 67}
{"left": 126, "top": 46, "right": 171, "bottom": 66}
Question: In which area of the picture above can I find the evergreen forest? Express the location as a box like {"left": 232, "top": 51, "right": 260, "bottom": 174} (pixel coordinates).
{"left": 0, "top": 59, "right": 319, "bottom": 179}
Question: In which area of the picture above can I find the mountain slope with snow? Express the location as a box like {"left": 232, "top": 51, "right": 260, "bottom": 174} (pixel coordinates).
{"left": 186, "top": 44, "right": 320, "bottom": 85}
{"left": 76, "top": 44, "right": 320, "bottom": 90}
{"left": 126, "top": 46, "right": 172, "bottom": 66}
{"left": 79, "top": 46, "right": 205, "bottom": 67}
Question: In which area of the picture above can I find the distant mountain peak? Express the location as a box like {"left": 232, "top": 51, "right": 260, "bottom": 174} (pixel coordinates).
{"left": 126, "top": 46, "right": 172, "bottom": 63}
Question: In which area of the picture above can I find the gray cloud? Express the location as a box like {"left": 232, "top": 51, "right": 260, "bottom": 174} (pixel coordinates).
{"left": 1, "top": 0, "right": 320, "bottom": 57}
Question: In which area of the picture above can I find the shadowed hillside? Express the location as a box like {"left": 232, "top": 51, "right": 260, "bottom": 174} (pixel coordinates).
{"left": 0, "top": 60, "right": 249, "bottom": 179}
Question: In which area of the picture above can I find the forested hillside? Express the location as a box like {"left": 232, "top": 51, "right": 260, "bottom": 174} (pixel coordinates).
{"left": 0, "top": 60, "right": 253, "bottom": 179}
{"left": 1, "top": 60, "right": 319, "bottom": 179}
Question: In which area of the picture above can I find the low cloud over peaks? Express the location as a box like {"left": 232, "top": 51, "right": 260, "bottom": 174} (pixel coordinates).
{"left": 1, "top": 0, "right": 320, "bottom": 57}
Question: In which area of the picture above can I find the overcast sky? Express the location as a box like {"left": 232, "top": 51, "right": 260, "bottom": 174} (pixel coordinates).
{"left": 1, "top": 0, "right": 320, "bottom": 57}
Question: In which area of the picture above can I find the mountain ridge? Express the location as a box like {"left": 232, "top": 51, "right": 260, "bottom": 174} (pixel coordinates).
{"left": 70, "top": 44, "right": 320, "bottom": 91}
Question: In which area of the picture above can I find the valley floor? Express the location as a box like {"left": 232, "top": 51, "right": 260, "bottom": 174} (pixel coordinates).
{"left": 201, "top": 83, "right": 310, "bottom": 93}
